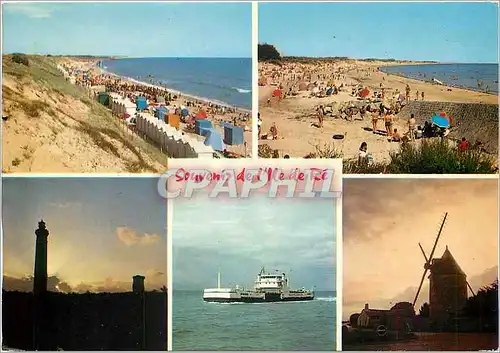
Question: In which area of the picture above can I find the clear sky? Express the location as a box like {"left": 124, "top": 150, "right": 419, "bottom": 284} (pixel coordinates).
{"left": 2, "top": 2, "right": 251, "bottom": 57}
{"left": 343, "top": 179, "right": 498, "bottom": 319}
{"left": 172, "top": 195, "right": 336, "bottom": 291}
{"left": 2, "top": 177, "right": 167, "bottom": 293}
{"left": 259, "top": 2, "right": 499, "bottom": 63}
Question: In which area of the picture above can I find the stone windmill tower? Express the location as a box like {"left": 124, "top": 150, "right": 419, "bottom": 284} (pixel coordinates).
{"left": 412, "top": 213, "right": 473, "bottom": 326}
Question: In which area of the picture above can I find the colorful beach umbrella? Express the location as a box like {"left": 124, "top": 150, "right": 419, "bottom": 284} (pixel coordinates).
{"left": 195, "top": 110, "right": 207, "bottom": 119}
{"left": 273, "top": 89, "right": 281, "bottom": 97}
{"left": 181, "top": 108, "right": 189, "bottom": 117}
{"left": 359, "top": 88, "right": 370, "bottom": 98}
{"left": 431, "top": 115, "right": 450, "bottom": 128}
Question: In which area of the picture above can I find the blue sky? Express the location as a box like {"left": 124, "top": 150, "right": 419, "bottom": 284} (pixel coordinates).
{"left": 259, "top": 2, "right": 499, "bottom": 63}
{"left": 2, "top": 2, "right": 251, "bottom": 57}
{"left": 2, "top": 177, "right": 167, "bottom": 293}
{"left": 172, "top": 195, "right": 336, "bottom": 291}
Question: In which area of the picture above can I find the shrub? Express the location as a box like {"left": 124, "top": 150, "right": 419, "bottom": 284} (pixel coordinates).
{"left": 11, "top": 53, "right": 29, "bottom": 66}
{"left": 258, "top": 43, "right": 281, "bottom": 61}
{"left": 387, "top": 139, "right": 497, "bottom": 174}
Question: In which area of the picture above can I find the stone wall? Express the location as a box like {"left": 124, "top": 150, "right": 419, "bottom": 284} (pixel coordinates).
{"left": 398, "top": 101, "right": 498, "bottom": 154}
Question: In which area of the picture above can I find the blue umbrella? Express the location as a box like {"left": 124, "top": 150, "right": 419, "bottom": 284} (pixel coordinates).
{"left": 181, "top": 108, "right": 189, "bottom": 117}
{"left": 204, "top": 129, "right": 226, "bottom": 151}
{"left": 431, "top": 115, "right": 450, "bottom": 128}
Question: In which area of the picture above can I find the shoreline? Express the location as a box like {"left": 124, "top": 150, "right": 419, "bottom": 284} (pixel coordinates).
{"left": 257, "top": 59, "right": 498, "bottom": 164}
{"left": 379, "top": 63, "right": 498, "bottom": 96}
{"left": 99, "top": 60, "right": 252, "bottom": 113}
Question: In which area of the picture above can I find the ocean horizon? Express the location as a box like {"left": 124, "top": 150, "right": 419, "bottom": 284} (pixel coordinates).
{"left": 381, "top": 63, "right": 499, "bottom": 94}
{"left": 102, "top": 57, "right": 252, "bottom": 109}
{"left": 172, "top": 289, "right": 336, "bottom": 350}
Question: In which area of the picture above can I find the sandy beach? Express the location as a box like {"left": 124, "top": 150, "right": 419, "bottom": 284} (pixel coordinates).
{"left": 66, "top": 58, "right": 252, "bottom": 157}
{"left": 258, "top": 59, "right": 498, "bottom": 163}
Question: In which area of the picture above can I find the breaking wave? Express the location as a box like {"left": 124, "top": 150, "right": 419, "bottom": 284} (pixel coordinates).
{"left": 315, "top": 297, "right": 336, "bottom": 302}
{"left": 233, "top": 87, "right": 251, "bottom": 94}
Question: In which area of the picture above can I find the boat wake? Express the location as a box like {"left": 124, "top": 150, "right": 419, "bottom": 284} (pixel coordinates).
{"left": 315, "top": 297, "right": 336, "bottom": 302}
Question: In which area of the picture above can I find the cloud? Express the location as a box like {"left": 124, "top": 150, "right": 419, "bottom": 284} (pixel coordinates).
{"left": 342, "top": 179, "right": 498, "bottom": 318}
{"left": 172, "top": 196, "right": 337, "bottom": 290}
{"left": 48, "top": 202, "right": 81, "bottom": 209}
{"left": 3, "top": 275, "right": 72, "bottom": 293}
{"left": 116, "top": 227, "right": 161, "bottom": 246}
{"left": 3, "top": 3, "right": 56, "bottom": 19}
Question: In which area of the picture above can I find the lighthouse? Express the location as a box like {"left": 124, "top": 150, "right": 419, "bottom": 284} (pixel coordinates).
{"left": 34, "top": 220, "right": 49, "bottom": 296}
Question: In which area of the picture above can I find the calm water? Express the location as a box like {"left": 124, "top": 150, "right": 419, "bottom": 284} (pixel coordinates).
{"left": 381, "top": 63, "right": 499, "bottom": 94}
{"left": 102, "top": 57, "right": 252, "bottom": 109}
{"left": 172, "top": 290, "right": 336, "bottom": 351}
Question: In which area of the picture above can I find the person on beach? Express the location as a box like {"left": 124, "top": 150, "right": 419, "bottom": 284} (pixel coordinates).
{"left": 317, "top": 105, "right": 325, "bottom": 128}
{"left": 371, "top": 109, "right": 380, "bottom": 134}
{"left": 358, "top": 142, "right": 368, "bottom": 164}
{"left": 384, "top": 111, "right": 394, "bottom": 139}
{"left": 458, "top": 137, "right": 470, "bottom": 151}
{"left": 392, "top": 129, "right": 402, "bottom": 142}
{"left": 408, "top": 114, "right": 416, "bottom": 141}
{"left": 270, "top": 122, "right": 278, "bottom": 140}
{"left": 257, "top": 113, "right": 262, "bottom": 138}
{"left": 416, "top": 91, "right": 419, "bottom": 101}
{"left": 421, "top": 91, "right": 425, "bottom": 101}
{"left": 405, "top": 84, "right": 411, "bottom": 103}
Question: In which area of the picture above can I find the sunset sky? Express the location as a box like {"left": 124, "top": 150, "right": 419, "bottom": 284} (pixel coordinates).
{"left": 2, "top": 177, "right": 167, "bottom": 293}
{"left": 343, "top": 178, "right": 498, "bottom": 319}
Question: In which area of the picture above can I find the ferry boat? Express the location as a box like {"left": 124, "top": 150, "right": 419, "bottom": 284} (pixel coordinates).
{"left": 203, "top": 267, "right": 314, "bottom": 303}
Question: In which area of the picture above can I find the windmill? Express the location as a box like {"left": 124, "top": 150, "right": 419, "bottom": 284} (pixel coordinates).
{"left": 412, "top": 213, "right": 475, "bottom": 314}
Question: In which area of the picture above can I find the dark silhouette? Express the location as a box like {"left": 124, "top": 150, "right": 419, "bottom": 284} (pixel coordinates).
{"left": 2, "top": 220, "right": 167, "bottom": 351}
{"left": 419, "top": 303, "right": 430, "bottom": 318}
{"left": 258, "top": 43, "right": 281, "bottom": 62}
{"left": 463, "top": 280, "right": 498, "bottom": 333}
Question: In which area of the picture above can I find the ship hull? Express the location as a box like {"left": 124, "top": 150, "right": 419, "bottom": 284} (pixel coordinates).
{"left": 203, "top": 296, "right": 314, "bottom": 303}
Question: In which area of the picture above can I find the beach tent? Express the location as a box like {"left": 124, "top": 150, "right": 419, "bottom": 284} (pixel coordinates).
{"left": 195, "top": 110, "right": 208, "bottom": 119}
{"left": 223, "top": 124, "right": 245, "bottom": 145}
{"left": 204, "top": 129, "right": 226, "bottom": 151}
{"left": 273, "top": 89, "right": 281, "bottom": 97}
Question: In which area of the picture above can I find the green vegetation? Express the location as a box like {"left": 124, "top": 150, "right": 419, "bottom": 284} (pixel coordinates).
{"left": 258, "top": 43, "right": 281, "bottom": 62}
{"left": 299, "top": 139, "right": 497, "bottom": 174}
{"left": 2, "top": 54, "right": 168, "bottom": 173}
{"left": 11, "top": 53, "right": 29, "bottom": 66}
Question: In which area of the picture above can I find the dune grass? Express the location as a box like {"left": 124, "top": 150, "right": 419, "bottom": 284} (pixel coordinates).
{"left": 312, "top": 139, "right": 497, "bottom": 174}
{"left": 3, "top": 54, "right": 169, "bottom": 172}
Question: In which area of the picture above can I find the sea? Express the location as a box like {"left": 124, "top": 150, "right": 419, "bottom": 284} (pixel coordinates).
{"left": 172, "top": 290, "right": 337, "bottom": 351}
{"left": 381, "top": 63, "right": 499, "bottom": 94}
{"left": 101, "top": 57, "right": 252, "bottom": 110}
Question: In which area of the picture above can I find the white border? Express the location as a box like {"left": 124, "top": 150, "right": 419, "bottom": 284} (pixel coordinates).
{"left": 252, "top": 1, "right": 259, "bottom": 160}
{"left": 167, "top": 198, "right": 173, "bottom": 351}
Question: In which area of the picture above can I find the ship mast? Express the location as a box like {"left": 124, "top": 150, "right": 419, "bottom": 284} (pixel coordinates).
{"left": 217, "top": 267, "right": 221, "bottom": 289}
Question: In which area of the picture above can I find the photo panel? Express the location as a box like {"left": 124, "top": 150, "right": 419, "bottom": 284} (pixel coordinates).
{"left": 1, "top": 176, "right": 168, "bottom": 351}
{"left": 2, "top": 1, "right": 252, "bottom": 174}
{"left": 257, "top": 2, "right": 498, "bottom": 175}
{"left": 166, "top": 159, "right": 342, "bottom": 350}
{"left": 342, "top": 177, "right": 499, "bottom": 351}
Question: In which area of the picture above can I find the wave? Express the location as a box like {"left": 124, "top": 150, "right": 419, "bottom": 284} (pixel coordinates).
{"left": 233, "top": 87, "right": 251, "bottom": 94}
{"left": 315, "top": 297, "right": 336, "bottom": 302}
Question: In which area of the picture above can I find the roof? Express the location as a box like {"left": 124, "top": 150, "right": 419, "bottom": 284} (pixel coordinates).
{"left": 430, "top": 246, "right": 466, "bottom": 277}
{"left": 361, "top": 308, "right": 390, "bottom": 317}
